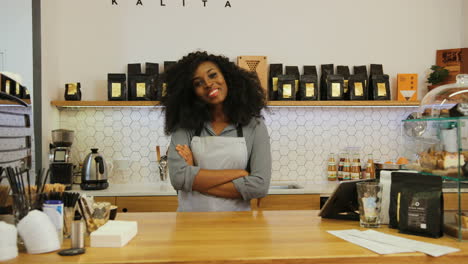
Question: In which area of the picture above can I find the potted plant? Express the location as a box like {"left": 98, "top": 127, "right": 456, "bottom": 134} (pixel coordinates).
{"left": 427, "top": 65, "right": 449, "bottom": 91}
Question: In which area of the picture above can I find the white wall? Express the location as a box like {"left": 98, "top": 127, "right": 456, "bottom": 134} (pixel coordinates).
{"left": 0, "top": 0, "right": 33, "bottom": 89}
{"left": 463, "top": 0, "right": 468, "bottom": 47}
{"left": 41, "top": 0, "right": 464, "bottom": 165}
{"left": 41, "top": 0, "right": 463, "bottom": 101}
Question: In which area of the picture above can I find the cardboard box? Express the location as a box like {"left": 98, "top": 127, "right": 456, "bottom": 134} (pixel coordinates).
{"left": 237, "top": 56, "right": 268, "bottom": 99}
{"left": 436, "top": 48, "right": 468, "bottom": 82}
{"left": 397, "top": 74, "right": 418, "bottom": 101}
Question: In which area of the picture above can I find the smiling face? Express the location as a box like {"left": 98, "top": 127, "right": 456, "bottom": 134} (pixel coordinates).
{"left": 192, "top": 61, "right": 228, "bottom": 105}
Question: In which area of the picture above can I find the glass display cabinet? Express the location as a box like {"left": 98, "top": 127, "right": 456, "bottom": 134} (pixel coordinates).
{"left": 402, "top": 74, "right": 468, "bottom": 241}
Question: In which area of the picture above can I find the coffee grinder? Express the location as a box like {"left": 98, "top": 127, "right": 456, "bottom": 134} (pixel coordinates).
{"left": 49, "top": 129, "right": 75, "bottom": 190}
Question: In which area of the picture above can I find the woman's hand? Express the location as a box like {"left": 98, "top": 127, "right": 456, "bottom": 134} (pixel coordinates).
{"left": 176, "top": 144, "right": 194, "bottom": 166}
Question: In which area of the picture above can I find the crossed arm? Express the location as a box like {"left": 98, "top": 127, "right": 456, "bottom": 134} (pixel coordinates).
{"left": 175, "top": 144, "right": 247, "bottom": 198}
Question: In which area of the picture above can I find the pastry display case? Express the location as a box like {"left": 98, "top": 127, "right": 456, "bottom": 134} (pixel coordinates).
{"left": 402, "top": 74, "right": 468, "bottom": 240}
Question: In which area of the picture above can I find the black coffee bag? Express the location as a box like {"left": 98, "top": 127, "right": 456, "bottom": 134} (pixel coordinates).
{"left": 277, "top": 74, "right": 296, "bottom": 101}
{"left": 146, "top": 63, "right": 159, "bottom": 100}
{"left": 320, "top": 64, "right": 334, "bottom": 100}
{"left": 285, "top": 66, "right": 300, "bottom": 100}
{"left": 268, "top": 64, "right": 283, "bottom": 101}
{"left": 108, "top": 73, "right": 127, "bottom": 101}
{"left": 371, "top": 74, "right": 391, "bottom": 100}
{"left": 389, "top": 172, "right": 443, "bottom": 238}
{"left": 368, "top": 64, "right": 384, "bottom": 100}
{"left": 336, "top": 66, "right": 350, "bottom": 100}
{"left": 64, "top": 83, "right": 82, "bottom": 101}
{"left": 348, "top": 74, "right": 368, "bottom": 100}
{"left": 128, "top": 74, "right": 152, "bottom": 101}
{"left": 0, "top": 74, "right": 16, "bottom": 95}
{"left": 326, "top": 74, "right": 344, "bottom": 100}
{"left": 299, "top": 74, "right": 319, "bottom": 100}
{"left": 156, "top": 61, "right": 176, "bottom": 100}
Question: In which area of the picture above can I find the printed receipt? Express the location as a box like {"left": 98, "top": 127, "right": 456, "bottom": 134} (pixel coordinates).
{"left": 328, "top": 229, "right": 460, "bottom": 257}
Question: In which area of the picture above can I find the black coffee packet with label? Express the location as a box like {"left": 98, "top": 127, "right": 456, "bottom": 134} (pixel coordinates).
{"left": 389, "top": 172, "right": 443, "bottom": 238}
{"left": 0, "top": 74, "right": 16, "bottom": 95}
{"left": 336, "top": 66, "right": 350, "bottom": 100}
{"left": 64, "top": 83, "right": 82, "bottom": 101}
{"left": 127, "top": 63, "right": 143, "bottom": 100}
{"left": 146, "top": 63, "right": 159, "bottom": 100}
{"left": 320, "top": 64, "right": 334, "bottom": 100}
{"left": 107, "top": 73, "right": 127, "bottom": 101}
{"left": 285, "top": 66, "right": 300, "bottom": 100}
{"left": 20, "top": 85, "right": 30, "bottom": 99}
{"left": 354, "top": 65, "right": 368, "bottom": 95}
{"left": 348, "top": 74, "right": 368, "bottom": 100}
{"left": 269, "top": 64, "right": 283, "bottom": 101}
{"left": 128, "top": 74, "right": 152, "bottom": 101}
{"left": 277, "top": 74, "right": 296, "bottom": 101}
{"left": 326, "top": 75, "right": 344, "bottom": 100}
{"left": 368, "top": 64, "right": 384, "bottom": 100}
{"left": 299, "top": 75, "right": 319, "bottom": 100}
{"left": 299, "top": 65, "right": 318, "bottom": 100}
{"left": 398, "top": 184, "right": 443, "bottom": 238}
{"left": 156, "top": 61, "right": 176, "bottom": 100}
{"left": 371, "top": 74, "right": 390, "bottom": 100}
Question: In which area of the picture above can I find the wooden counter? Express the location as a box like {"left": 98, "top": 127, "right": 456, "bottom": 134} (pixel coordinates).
{"left": 10, "top": 210, "right": 468, "bottom": 264}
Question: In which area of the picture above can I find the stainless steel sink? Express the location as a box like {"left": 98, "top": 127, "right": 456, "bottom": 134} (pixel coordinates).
{"left": 269, "top": 183, "right": 303, "bottom": 189}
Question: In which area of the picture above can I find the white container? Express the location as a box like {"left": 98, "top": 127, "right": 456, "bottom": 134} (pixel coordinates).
{"left": 17, "top": 210, "right": 60, "bottom": 254}
{"left": 43, "top": 200, "right": 64, "bottom": 245}
{"left": 0, "top": 222, "right": 18, "bottom": 261}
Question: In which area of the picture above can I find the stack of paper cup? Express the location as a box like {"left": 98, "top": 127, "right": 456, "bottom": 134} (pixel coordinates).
{"left": 17, "top": 210, "right": 60, "bottom": 254}
{"left": 0, "top": 222, "right": 18, "bottom": 261}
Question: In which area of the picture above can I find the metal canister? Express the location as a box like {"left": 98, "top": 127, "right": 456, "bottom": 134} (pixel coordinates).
{"left": 71, "top": 213, "right": 85, "bottom": 249}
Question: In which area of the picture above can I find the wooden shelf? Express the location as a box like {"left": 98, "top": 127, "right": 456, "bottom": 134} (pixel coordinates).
{"left": 51, "top": 101, "right": 161, "bottom": 107}
{"left": 0, "top": 99, "right": 31, "bottom": 106}
{"left": 267, "top": 100, "right": 420, "bottom": 107}
{"left": 51, "top": 100, "right": 420, "bottom": 108}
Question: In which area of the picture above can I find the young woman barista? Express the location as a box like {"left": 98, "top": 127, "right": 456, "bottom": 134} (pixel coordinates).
{"left": 162, "top": 51, "right": 271, "bottom": 212}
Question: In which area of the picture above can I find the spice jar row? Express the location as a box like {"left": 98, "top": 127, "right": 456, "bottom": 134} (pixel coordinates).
{"left": 327, "top": 152, "right": 376, "bottom": 181}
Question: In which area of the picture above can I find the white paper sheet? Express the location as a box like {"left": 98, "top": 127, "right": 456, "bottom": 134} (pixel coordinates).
{"left": 357, "top": 230, "right": 460, "bottom": 257}
{"left": 328, "top": 229, "right": 460, "bottom": 257}
{"left": 327, "top": 230, "right": 414, "bottom": 255}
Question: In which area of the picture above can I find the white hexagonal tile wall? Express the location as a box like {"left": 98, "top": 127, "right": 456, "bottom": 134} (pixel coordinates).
{"left": 61, "top": 107, "right": 415, "bottom": 184}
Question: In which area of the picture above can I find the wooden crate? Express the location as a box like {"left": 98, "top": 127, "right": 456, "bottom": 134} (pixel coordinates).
{"left": 237, "top": 56, "right": 268, "bottom": 99}
{"left": 436, "top": 48, "right": 468, "bottom": 82}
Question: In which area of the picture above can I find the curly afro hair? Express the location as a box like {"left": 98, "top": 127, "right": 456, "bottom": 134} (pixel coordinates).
{"left": 161, "top": 51, "right": 267, "bottom": 135}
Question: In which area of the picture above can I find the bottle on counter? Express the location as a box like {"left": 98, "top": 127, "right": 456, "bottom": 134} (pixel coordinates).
{"left": 342, "top": 154, "right": 351, "bottom": 181}
{"left": 327, "top": 153, "right": 337, "bottom": 181}
{"left": 365, "top": 154, "right": 376, "bottom": 179}
{"left": 337, "top": 152, "right": 345, "bottom": 181}
{"left": 350, "top": 153, "right": 361, "bottom": 180}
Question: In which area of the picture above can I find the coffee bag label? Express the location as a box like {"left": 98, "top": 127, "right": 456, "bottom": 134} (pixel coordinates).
{"left": 112, "top": 83, "right": 121, "bottom": 97}
{"left": 306, "top": 83, "right": 315, "bottom": 97}
{"left": 408, "top": 197, "right": 427, "bottom": 230}
{"left": 136, "top": 83, "right": 146, "bottom": 97}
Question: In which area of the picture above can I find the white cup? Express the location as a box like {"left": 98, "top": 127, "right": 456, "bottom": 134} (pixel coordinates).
{"left": 17, "top": 210, "right": 60, "bottom": 254}
{"left": 441, "top": 128, "right": 457, "bottom": 153}
{"left": 0, "top": 222, "right": 18, "bottom": 261}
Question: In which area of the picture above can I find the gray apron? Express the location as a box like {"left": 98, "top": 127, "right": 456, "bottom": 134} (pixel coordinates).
{"left": 177, "top": 124, "right": 251, "bottom": 212}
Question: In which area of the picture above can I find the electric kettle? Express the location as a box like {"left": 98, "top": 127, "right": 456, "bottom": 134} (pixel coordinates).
{"left": 80, "top": 148, "right": 109, "bottom": 190}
